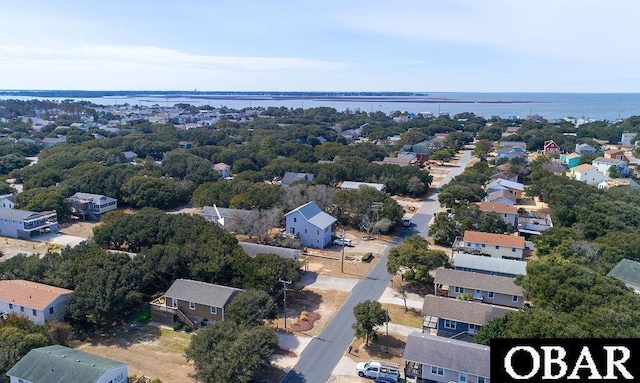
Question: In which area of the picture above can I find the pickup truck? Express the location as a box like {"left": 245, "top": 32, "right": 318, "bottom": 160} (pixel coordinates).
{"left": 356, "top": 360, "right": 400, "bottom": 381}
{"left": 333, "top": 238, "right": 353, "bottom": 247}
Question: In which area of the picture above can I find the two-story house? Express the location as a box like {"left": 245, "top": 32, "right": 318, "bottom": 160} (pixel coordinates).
{"left": 485, "top": 190, "right": 516, "bottom": 206}
{"left": 604, "top": 149, "right": 630, "bottom": 164}
{"left": 570, "top": 163, "right": 605, "bottom": 185}
{"left": 453, "top": 231, "right": 526, "bottom": 260}
{"left": 213, "top": 162, "right": 231, "bottom": 178}
{"left": 0, "top": 194, "right": 16, "bottom": 209}
{"left": 543, "top": 140, "right": 561, "bottom": 154}
{"left": 475, "top": 202, "right": 518, "bottom": 226}
{"left": 150, "top": 279, "right": 243, "bottom": 328}
{"left": 0, "top": 208, "right": 58, "bottom": 239}
{"left": 7, "top": 345, "right": 128, "bottom": 383}
{"left": 67, "top": 193, "right": 117, "bottom": 220}
{"left": 575, "top": 143, "right": 598, "bottom": 155}
{"left": 434, "top": 268, "right": 525, "bottom": 308}
{"left": 592, "top": 157, "right": 629, "bottom": 176}
{"left": 485, "top": 179, "right": 524, "bottom": 199}
{"left": 404, "top": 332, "right": 490, "bottom": 383}
{"left": 452, "top": 253, "right": 527, "bottom": 278}
{"left": 489, "top": 171, "right": 518, "bottom": 183}
{"left": 0, "top": 280, "right": 72, "bottom": 325}
{"left": 422, "top": 295, "right": 516, "bottom": 337}
{"left": 285, "top": 201, "right": 336, "bottom": 248}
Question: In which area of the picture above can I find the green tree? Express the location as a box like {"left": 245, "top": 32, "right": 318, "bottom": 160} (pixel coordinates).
{"left": 472, "top": 139, "right": 493, "bottom": 162}
{"left": 185, "top": 321, "right": 278, "bottom": 383}
{"left": 429, "top": 212, "right": 458, "bottom": 246}
{"left": 387, "top": 235, "right": 448, "bottom": 285}
{"left": 352, "top": 300, "right": 387, "bottom": 345}
{"left": 226, "top": 289, "right": 278, "bottom": 327}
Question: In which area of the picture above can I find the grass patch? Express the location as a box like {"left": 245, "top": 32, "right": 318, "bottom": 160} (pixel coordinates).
{"left": 382, "top": 303, "right": 423, "bottom": 328}
{"left": 128, "top": 305, "right": 151, "bottom": 324}
{"left": 158, "top": 328, "right": 192, "bottom": 353}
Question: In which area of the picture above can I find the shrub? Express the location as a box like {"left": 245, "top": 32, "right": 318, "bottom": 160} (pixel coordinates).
{"left": 172, "top": 321, "right": 182, "bottom": 331}
{"left": 183, "top": 324, "right": 193, "bottom": 332}
{"left": 362, "top": 253, "right": 373, "bottom": 262}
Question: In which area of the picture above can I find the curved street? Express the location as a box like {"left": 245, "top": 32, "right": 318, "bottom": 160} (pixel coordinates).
{"left": 281, "top": 148, "right": 474, "bottom": 383}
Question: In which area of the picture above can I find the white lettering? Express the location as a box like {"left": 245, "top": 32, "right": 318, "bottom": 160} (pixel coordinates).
{"left": 568, "top": 346, "right": 602, "bottom": 379}
{"left": 603, "top": 346, "right": 633, "bottom": 379}
{"left": 541, "top": 346, "right": 568, "bottom": 379}
{"left": 505, "top": 346, "right": 540, "bottom": 379}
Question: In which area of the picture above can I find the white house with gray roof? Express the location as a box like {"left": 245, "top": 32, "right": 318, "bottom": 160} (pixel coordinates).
{"left": 150, "top": 279, "right": 243, "bottom": 328}
{"left": 434, "top": 267, "right": 525, "bottom": 308}
{"left": 7, "top": 345, "right": 128, "bottom": 383}
{"left": 0, "top": 208, "right": 58, "bottom": 239}
{"left": 452, "top": 253, "right": 527, "bottom": 278}
{"left": 285, "top": 201, "right": 336, "bottom": 248}
{"left": 403, "top": 332, "right": 490, "bottom": 383}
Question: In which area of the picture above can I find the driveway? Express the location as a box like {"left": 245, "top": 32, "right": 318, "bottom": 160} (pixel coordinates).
{"left": 274, "top": 332, "right": 314, "bottom": 371}
{"left": 296, "top": 274, "right": 360, "bottom": 292}
{"left": 378, "top": 287, "right": 423, "bottom": 310}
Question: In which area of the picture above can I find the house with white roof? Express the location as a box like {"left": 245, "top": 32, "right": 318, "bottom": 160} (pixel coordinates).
{"left": 485, "top": 179, "right": 524, "bottom": 199}
{"left": 285, "top": 201, "right": 336, "bottom": 248}
{"left": 452, "top": 253, "right": 527, "bottom": 278}
{"left": 67, "top": 192, "right": 117, "bottom": 220}
{"left": 340, "top": 181, "right": 386, "bottom": 192}
{"left": 592, "top": 157, "right": 629, "bottom": 176}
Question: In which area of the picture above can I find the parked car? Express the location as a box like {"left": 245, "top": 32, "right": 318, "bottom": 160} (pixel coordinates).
{"left": 333, "top": 238, "right": 353, "bottom": 247}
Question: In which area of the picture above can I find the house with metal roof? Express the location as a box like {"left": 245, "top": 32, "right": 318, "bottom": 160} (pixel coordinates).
{"left": 485, "top": 190, "right": 516, "bottom": 206}
{"left": 339, "top": 181, "right": 386, "bottom": 192}
{"left": 575, "top": 142, "right": 598, "bottom": 154}
{"left": 0, "top": 280, "right": 72, "bottom": 325}
{"left": 422, "top": 295, "right": 516, "bottom": 338}
{"left": 608, "top": 258, "right": 640, "bottom": 293}
{"left": 0, "top": 208, "right": 58, "bottom": 239}
{"left": 485, "top": 179, "right": 524, "bottom": 199}
{"left": 150, "top": 279, "right": 243, "bottom": 328}
{"left": 453, "top": 231, "right": 526, "bottom": 260}
{"left": 6, "top": 345, "right": 128, "bottom": 383}
{"left": 285, "top": 201, "right": 336, "bottom": 248}
{"left": 452, "top": 253, "right": 527, "bottom": 278}
{"left": 592, "top": 156, "right": 630, "bottom": 176}
{"left": 67, "top": 193, "right": 117, "bottom": 221}
{"left": 281, "top": 172, "right": 315, "bottom": 187}
{"left": 239, "top": 242, "right": 300, "bottom": 261}
{"left": 403, "top": 332, "right": 490, "bottom": 383}
{"left": 433, "top": 268, "right": 525, "bottom": 308}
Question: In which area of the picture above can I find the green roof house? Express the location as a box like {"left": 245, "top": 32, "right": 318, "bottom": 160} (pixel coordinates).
{"left": 6, "top": 345, "right": 128, "bottom": 383}
{"left": 608, "top": 258, "right": 640, "bottom": 293}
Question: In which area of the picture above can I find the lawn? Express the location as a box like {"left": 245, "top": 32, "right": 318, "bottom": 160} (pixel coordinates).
{"left": 128, "top": 305, "right": 152, "bottom": 324}
{"left": 381, "top": 303, "right": 423, "bottom": 328}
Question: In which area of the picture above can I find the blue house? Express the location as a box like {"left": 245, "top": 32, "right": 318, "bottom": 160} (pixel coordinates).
{"left": 285, "top": 201, "right": 336, "bottom": 248}
{"left": 559, "top": 153, "right": 580, "bottom": 168}
{"left": 421, "top": 295, "right": 516, "bottom": 337}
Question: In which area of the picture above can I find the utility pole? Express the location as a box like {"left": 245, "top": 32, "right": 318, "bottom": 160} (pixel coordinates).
{"left": 279, "top": 279, "right": 292, "bottom": 328}
{"left": 385, "top": 308, "right": 389, "bottom": 336}
{"left": 341, "top": 227, "right": 345, "bottom": 273}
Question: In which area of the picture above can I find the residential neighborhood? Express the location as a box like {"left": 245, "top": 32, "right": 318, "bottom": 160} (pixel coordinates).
{"left": 0, "top": 97, "right": 640, "bottom": 383}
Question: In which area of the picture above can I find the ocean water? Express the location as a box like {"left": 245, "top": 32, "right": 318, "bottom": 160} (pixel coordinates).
{"left": 2, "top": 92, "right": 640, "bottom": 121}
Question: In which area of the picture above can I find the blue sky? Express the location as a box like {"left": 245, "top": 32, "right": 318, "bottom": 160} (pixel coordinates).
{"left": 0, "top": 0, "right": 638, "bottom": 92}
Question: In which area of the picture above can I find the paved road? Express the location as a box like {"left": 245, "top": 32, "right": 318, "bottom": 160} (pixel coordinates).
{"left": 408, "top": 148, "right": 474, "bottom": 238}
{"left": 281, "top": 148, "right": 474, "bottom": 383}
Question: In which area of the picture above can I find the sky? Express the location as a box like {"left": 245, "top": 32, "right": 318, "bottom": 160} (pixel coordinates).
{"left": 0, "top": 0, "right": 638, "bottom": 92}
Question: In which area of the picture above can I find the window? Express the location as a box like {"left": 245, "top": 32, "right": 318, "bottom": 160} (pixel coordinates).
{"left": 20, "top": 306, "right": 24, "bottom": 313}
{"left": 512, "top": 295, "right": 519, "bottom": 302}
{"left": 317, "top": 230, "right": 319, "bottom": 235}
{"left": 293, "top": 217, "right": 297, "bottom": 222}
{"left": 481, "top": 244, "right": 485, "bottom": 248}
{"left": 304, "top": 229, "right": 307, "bottom": 233}
{"left": 443, "top": 319, "right": 457, "bottom": 329}
{"left": 495, "top": 245, "right": 500, "bottom": 249}
{"left": 171, "top": 298, "right": 178, "bottom": 308}
{"left": 49, "top": 307, "right": 54, "bottom": 315}
{"left": 454, "top": 286, "right": 464, "bottom": 294}
{"left": 32, "top": 309, "right": 37, "bottom": 316}
{"left": 431, "top": 366, "right": 444, "bottom": 376}
{"left": 478, "top": 377, "right": 486, "bottom": 383}
{"left": 210, "top": 306, "right": 217, "bottom": 315}
{"left": 8, "top": 303, "right": 12, "bottom": 310}
{"left": 189, "top": 302, "right": 196, "bottom": 310}
{"left": 488, "top": 291, "right": 495, "bottom": 299}
{"left": 459, "top": 372, "right": 467, "bottom": 382}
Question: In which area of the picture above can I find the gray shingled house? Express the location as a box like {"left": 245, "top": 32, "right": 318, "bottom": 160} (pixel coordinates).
{"left": 150, "top": 279, "right": 243, "bottom": 328}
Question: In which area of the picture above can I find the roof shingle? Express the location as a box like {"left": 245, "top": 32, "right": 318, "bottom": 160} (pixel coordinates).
{"left": 463, "top": 231, "right": 525, "bottom": 249}
{"left": 0, "top": 280, "right": 72, "bottom": 310}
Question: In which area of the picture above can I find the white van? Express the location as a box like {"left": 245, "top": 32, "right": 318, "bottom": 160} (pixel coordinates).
{"left": 356, "top": 360, "right": 400, "bottom": 381}
{"left": 402, "top": 215, "right": 412, "bottom": 227}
